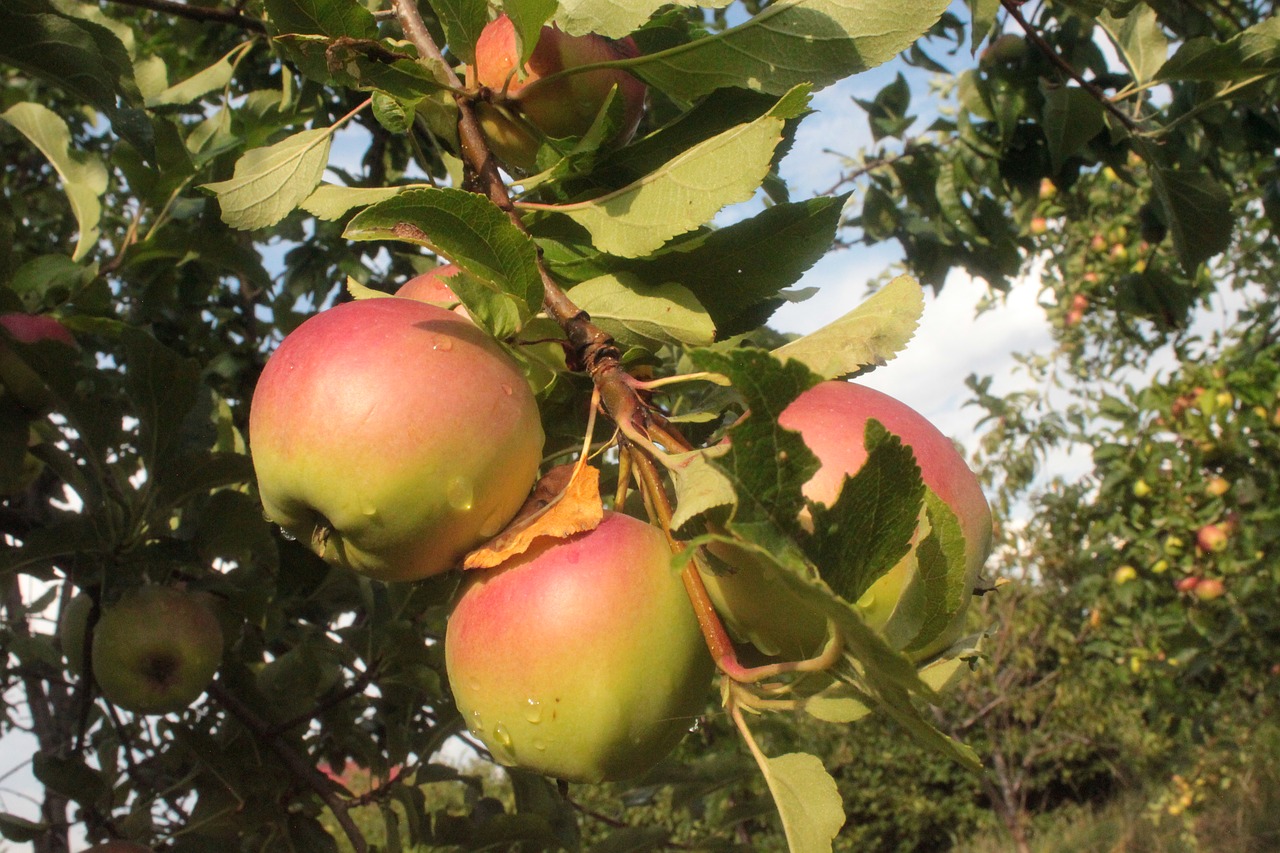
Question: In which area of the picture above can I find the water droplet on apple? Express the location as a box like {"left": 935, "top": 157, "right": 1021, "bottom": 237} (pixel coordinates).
{"left": 857, "top": 590, "right": 876, "bottom": 610}
{"left": 362, "top": 506, "right": 377, "bottom": 517}
{"left": 447, "top": 476, "right": 474, "bottom": 511}
{"left": 501, "top": 383, "right": 513, "bottom": 396}
{"left": 493, "top": 723, "right": 513, "bottom": 756}
{"left": 533, "top": 738, "right": 547, "bottom": 752}
{"left": 469, "top": 709, "right": 485, "bottom": 733}
{"left": 523, "top": 698, "right": 542, "bottom": 723}
{"left": 433, "top": 337, "right": 453, "bottom": 352}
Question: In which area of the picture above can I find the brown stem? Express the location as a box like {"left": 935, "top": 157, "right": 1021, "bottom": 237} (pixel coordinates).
{"left": 208, "top": 682, "right": 369, "bottom": 853}
{"left": 266, "top": 662, "right": 379, "bottom": 736}
{"left": 1000, "top": 0, "right": 1142, "bottom": 135}
{"left": 95, "top": 0, "right": 266, "bottom": 32}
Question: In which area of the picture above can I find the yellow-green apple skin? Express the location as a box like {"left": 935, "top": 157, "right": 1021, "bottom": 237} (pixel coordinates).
{"left": 91, "top": 586, "right": 224, "bottom": 715}
{"left": 0, "top": 312, "right": 77, "bottom": 412}
{"left": 445, "top": 511, "right": 713, "bottom": 783}
{"left": 701, "top": 381, "right": 993, "bottom": 662}
{"left": 249, "top": 298, "right": 544, "bottom": 581}
{"left": 472, "top": 14, "right": 646, "bottom": 171}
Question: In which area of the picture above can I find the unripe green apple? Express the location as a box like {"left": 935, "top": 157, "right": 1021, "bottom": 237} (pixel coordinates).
{"left": 701, "top": 382, "right": 992, "bottom": 662}
{"left": 446, "top": 511, "right": 713, "bottom": 783}
{"left": 0, "top": 312, "right": 77, "bottom": 412}
{"left": 472, "top": 15, "right": 646, "bottom": 171}
{"left": 250, "top": 298, "right": 544, "bottom": 581}
{"left": 92, "top": 586, "right": 223, "bottom": 715}
{"left": 1113, "top": 565, "right": 1138, "bottom": 584}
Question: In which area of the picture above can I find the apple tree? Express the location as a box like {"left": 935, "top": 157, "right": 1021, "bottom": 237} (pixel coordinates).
{"left": 0, "top": 0, "right": 1000, "bottom": 851}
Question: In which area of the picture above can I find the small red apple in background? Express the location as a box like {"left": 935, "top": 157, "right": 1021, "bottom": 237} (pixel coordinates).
{"left": 1065, "top": 293, "right": 1089, "bottom": 326}
{"left": 701, "top": 381, "right": 993, "bottom": 662}
{"left": 91, "top": 586, "right": 224, "bottom": 715}
{"left": 446, "top": 511, "right": 712, "bottom": 783}
{"left": 396, "top": 264, "right": 461, "bottom": 304}
{"left": 250, "top": 298, "right": 544, "bottom": 581}
{"left": 0, "top": 312, "right": 77, "bottom": 412}
{"left": 1196, "top": 522, "right": 1230, "bottom": 554}
{"left": 472, "top": 14, "right": 646, "bottom": 171}
{"left": 1193, "top": 578, "right": 1226, "bottom": 600}
{"left": 1175, "top": 576, "right": 1201, "bottom": 593}
{"left": 1029, "top": 216, "right": 1048, "bottom": 235}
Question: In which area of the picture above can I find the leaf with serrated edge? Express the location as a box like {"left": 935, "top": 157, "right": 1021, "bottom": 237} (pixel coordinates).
{"left": 902, "top": 492, "right": 970, "bottom": 655}
{"left": 147, "top": 42, "right": 248, "bottom": 107}
{"left": 772, "top": 275, "right": 922, "bottom": 379}
{"left": 668, "top": 444, "right": 736, "bottom": 532}
{"left": 756, "top": 752, "right": 844, "bottom": 853}
{"left": 203, "top": 128, "right": 332, "bottom": 230}
{"left": 567, "top": 275, "right": 715, "bottom": 346}
{"left": 302, "top": 184, "right": 423, "bottom": 221}
{"left": 537, "top": 87, "right": 810, "bottom": 258}
{"left": 1, "top": 103, "right": 107, "bottom": 261}
{"left": 627, "top": 0, "right": 950, "bottom": 101}
{"left": 1148, "top": 161, "right": 1232, "bottom": 272}
{"left": 1098, "top": 7, "right": 1168, "bottom": 86}
{"left": 345, "top": 276, "right": 394, "bottom": 300}
{"left": 344, "top": 187, "right": 543, "bottom": 323}
{"left": 554, "top": 0, "right": 732, "bottom": 38}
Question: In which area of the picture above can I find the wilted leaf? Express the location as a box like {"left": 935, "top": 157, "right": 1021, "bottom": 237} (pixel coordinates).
{"left": 773, "top": 275, "right": 923, "bottom": 379}
{"left": 464, "top": 464, "right": 604, "bottom": 568}
{"left": 668, "top": 444, "right": 737, "bottom": 533}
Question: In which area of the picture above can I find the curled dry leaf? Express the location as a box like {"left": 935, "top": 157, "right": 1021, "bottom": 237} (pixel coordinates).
{"left": 463, "top": 463, "right": 603, "bottom": 569}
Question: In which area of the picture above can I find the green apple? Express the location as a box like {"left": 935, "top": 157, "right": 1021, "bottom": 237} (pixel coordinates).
{"left": 92, "top": 586, "right": 224, "bottom": 715}
{"left": 250, "top": 298, "right": 544, "bottom": 581}
{"left": 0, "top": 312, "right": 77, "bottom": 412}
{"left": 701, "top": 381, "right": 992, "bottom": 662}
{"left": 472, "top": 14, "right": 646, "bottom": 171}
{"left": 446, "top": 511, "right": 713, "bottom": 783}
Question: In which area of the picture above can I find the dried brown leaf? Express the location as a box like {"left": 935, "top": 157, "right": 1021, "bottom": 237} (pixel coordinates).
{"left": 463, "top": 463, "right": 603, "bottom": 569}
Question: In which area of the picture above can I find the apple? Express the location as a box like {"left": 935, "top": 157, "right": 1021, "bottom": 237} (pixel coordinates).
{"left": 445, "top": 511, "right": 713, "bottom": 783}
{"left": 1196, "top": 523, "right": 1229, "bottom": 554}
{"left": 472, "top": 14, "right": 646, "bottom": 171}
{"left": 1113, "top": 565, "right": 1138, "bottom": 585}
{"left": 1131, "top": 479, "right": 1152, "bottom": 498}
{"left": 91, "top": 586, "right": 224, "bottom": 715}
{"left": 1193, "top": 578, "right": 1226, "bottom": 601}
{"left": 250, "top": 298, "right": 544, "bottom": 582}
{"left": 0, "top": 312, "right": 77, "bottom": 412}
{"left": 396, "top": 264, "right": 461, "bottom": 305}
{"left": 1029, "top": 216, "right": 1048, "bottom": 235}
{"left": 1065, "top": 293, "right": 1089, "bottom": 327}
{"left": 1175, "top": 576, "right": 1201, "bottom": 593}
{"left": 701, "top": 381, "right": 993, "bottom": 662}
{"left": 1204, "top": 477, "right": 1230, "bottom": 497}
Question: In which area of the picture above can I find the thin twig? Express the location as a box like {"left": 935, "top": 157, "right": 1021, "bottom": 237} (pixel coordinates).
{"left": 94, "top": 0, "right": 266, "bottom": 32}
{"left": 1000, "top": 0, "right": 1142, "bottom": 135}
{"left": 208, "top": 682, "right": 369, "bottom": 853}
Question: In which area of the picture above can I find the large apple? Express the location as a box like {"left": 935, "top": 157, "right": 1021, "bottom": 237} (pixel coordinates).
{"left": 92, "top": 586, "right": 224, "bottom": 715}
{"left": 0, "top": 312, "right": 77, "bottom": 412}
{"left": 445, "top": 511, "right": 713, "bottom": 783}
{"left": 701, "top": 381, "right": 993, "bottom": 662}
{"left": 472, "top": 14, "right": 646, "bottom": 171}
{"left": 250, "top": 298, "right": 544, "bottom": 581}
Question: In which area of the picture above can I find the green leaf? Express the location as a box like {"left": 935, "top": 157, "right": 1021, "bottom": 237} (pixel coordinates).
{"left": 1098, "top": 7, "right": 1168, "bottom": 85}
{"left": 120, "top": 327, "right": 202, "bottom": 481}
{"left": 628, "top": 0, "right": 950, "bottom": 101}
{"left": 554, "top": 0, "right": 733, "bottom": 38}
{"left": 344, "top": 187, "right": 543, "bottom": 331}
{"left": 756, "top": 752, "right": 845, "bottom": 853}
{"left": 804, "top": 420, "right": 925, "bottom": 604}
{"left": 899, "top": 492, "right": 970, "bottom": 655}
{"left": 506, "top": 0, "right": 559, "bottom": 62}
{"left": 1, "top": 103, "right": 108, "bottom": 261}
{"left": 146, "top": 42, "right": 248, "bottom": 107}
{"left": 1155, "top": 15, "right": 1280, "bottom": 82}
{"left": 301, "top": 183, "right": 423, "bottom": 220}
{"left": 1040, "top": 86, "right": 1105, "bottom": 173}
{"left": 773, "top": 275, "right": 923, "bottom": 379}
{"left": 431, "top": 0, "right": 489, "bottom": 64}
{"left": 968, "top": 0, "right": 1001, "bottom": 53}
{"left": 566, "top": 275, "right": 715, "bottom": 346}
{"left": 264, "top": 0, "right": 376, "bottom": 38}
{"left": 203, "top": 128, "right": 333, "bottom": 230}
{"left": 371, "top": 90, "right": 414, "bottom": 134}
{"left": 668, "top": 444, "right": 737, "bottom": 533}
{"left": 0, "top": 813, "right": 48, "bottom": 843}
{"left": 1148, "top": 163, "right": 1232, "bottom": 272}
{"left": 586, "top": 826, "right": 671, "bottom": 853}
{"left": 32, "top": 754, "right": 109, "bottom": 807}
{"left": 541, "top": 87, "right": 809, "bottom": 258}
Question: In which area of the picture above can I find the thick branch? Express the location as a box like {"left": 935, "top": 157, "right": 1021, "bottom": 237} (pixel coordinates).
{"left": 94, "top": 0, "right": 266, "bottom": 32}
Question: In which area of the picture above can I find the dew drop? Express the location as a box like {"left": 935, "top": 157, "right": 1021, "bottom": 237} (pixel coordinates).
{"left": 447, "top": 476, "right": 474, "bottom": 511}
{"left": 433, "top": 337, "right": 454, "bottom": 352}
{"left": 469, "top": 709, "right": 485, "bottom": 734}
{"left": 501, "top": 383, "right": 513, "bottom": 396}
{"left": 523, "top": 698, "right": 542, "bottom": 723}
{"left": 533, "top": 738, "right": 547, "bottom": 752}
{"left": 687, "top": 717, "right": 703, "bottom": 734}
{"left": 493, "top": 723, "right": 513, "bottom": 751}
{"left": 857, "top": 591, "right": 876, "bottom": 610}
{"left": 362, "top": 505, "right": 377, "bottom": 518}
